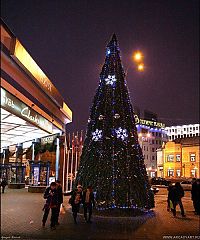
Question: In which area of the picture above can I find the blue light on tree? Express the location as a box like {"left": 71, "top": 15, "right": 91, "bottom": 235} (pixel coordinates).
{"left": 115, "top": 127, "right": 128, "bottom": 140}
{"left": 106, "top": 48, "right": 111, "bottom": 56}
{"left": 105, "top": 75, "right": 117, "bottom": 86}
{"left": 92, "top": 129, "right": 103, "bottom": 141}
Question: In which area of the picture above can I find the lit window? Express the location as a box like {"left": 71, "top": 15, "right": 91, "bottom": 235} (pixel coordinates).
{"left": 190, "top": 154, "right": 196, "bottom": 162}
{"left": 191, "top": 169, "right": 196, "bottom": 178}
{"left": 167, "top": 155, "right": 174, "bottom": 162}
{"left": 176, "top": 155, "right": 181, "bottom": 162}
{"left": 167, "top": 169, "right": 174, "bottom": 177}
{"left": 176, "top": 170, "right": 181, "bottom": 177}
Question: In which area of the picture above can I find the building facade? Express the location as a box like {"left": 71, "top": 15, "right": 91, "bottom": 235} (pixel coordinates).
{"left": 135, "top": 114, "right": 168, "bottom": 177}
{"left": 0, "top": 20, "right": 72, "bottom": 189}
{"left": 165, "top": 124, "right": 200, "bottom": 141}
{"left": 162, "top": 137, "right": 199, "bottom": 179}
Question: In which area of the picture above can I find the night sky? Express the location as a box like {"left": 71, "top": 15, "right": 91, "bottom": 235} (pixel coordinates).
{"left": 1, "top": 0, "right": 199, "bottom": 132}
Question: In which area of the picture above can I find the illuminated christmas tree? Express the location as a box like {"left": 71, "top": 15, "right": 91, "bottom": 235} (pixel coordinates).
{"left": 76, "top": 34, "right": 154, "bottom": 210}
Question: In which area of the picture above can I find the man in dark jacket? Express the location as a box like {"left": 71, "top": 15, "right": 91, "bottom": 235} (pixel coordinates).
{"left": 1, "top": 178, "right": 7, "bottom": 194}
{"left": 191, "top": 179, "right": 200, "bottom": 215}
{"left": 82, "top": 186, "right": 95, "bottom": 223}
{"left": 55, "top": 180, "right": 63, "bottom": 225}
{"left": 169, "top": 182, "right": 185, "bottom": 217}
{"left": 42, "top": 182, "right": 59, "bottom": 230}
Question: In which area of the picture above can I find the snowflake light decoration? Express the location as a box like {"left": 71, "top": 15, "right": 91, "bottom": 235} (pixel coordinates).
{"left": 92, "top": 129, "right": 103, "bottom": 141}
{"left": 105, "top": 75, "right": 117, "bottom": 86}
{"left": 115, "top": 127, "right": 128, "bottom": 141}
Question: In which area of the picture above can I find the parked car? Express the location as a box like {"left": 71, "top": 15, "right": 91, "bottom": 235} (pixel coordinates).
{"left": 180, "top": 181, "right": 192, "bottom": 191}
{"left": 151, "top": 177, "right": 171, "bottom": 186}
{"left": 150, "top": 186, "right": 159, "bottom": 194}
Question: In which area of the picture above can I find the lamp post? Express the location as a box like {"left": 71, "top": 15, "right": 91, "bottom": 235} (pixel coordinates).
{"left": 125, "top": 51, "right": 145, "bottom": 76}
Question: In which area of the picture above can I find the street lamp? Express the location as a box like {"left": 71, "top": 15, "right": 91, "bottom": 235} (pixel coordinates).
{"left": 133, "top": 51, "right": 143, "bottom": 62}
{"left": 137, "top": 63, "right": 144, "bottom": 71}
{"left": 126, "top": 51, "right": 145, "bottom": 75}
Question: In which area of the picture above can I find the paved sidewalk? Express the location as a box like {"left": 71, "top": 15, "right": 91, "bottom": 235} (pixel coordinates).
{"left": 1, "top": 187, "right": 200, "bottom": 240}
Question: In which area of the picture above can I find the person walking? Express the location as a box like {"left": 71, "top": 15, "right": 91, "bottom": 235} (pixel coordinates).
{"left": 1, "top": 178, "right": 7, "bottom": 194}
{"left": 191, "top": 179, "right": 200, "bottom": 215}
{"left": 55, "top": 180, "right": 63, "bottom": 225}
{"left": 42, "top": 182, "right": 59, "bottom": 230}
{"left": 167, "top": 183, "right": 173, "bottom": 211}
{"left": 82, "top": 186, "right": 95, "bottom": 223}
{"left": 68, "top": 185, "right": 83, "bottom": 224}
{"left": 169, "top": 182, "right": 186, "bottom": 217}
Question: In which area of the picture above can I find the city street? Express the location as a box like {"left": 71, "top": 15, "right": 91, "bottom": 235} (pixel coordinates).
{"left": 1, "top": 187, "right": 200, "bottom": 240}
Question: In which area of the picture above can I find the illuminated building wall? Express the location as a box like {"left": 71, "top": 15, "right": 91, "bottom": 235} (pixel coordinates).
{"left": 165, "top": 124, "right": 200, "bottom": 141}
{"left": 134, "top": 113, "right": 168, "bottom": 178}
{"left": 163, "top": 137, "right": 199, "bottom": 179}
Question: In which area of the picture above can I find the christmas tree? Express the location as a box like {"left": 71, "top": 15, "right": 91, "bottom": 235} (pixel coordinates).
{"left": 76, "top": 34, "right": 154, "bottom": 210}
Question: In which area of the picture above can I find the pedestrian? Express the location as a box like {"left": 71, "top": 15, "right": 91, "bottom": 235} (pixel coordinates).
{"left": 167, "top": 183, "right": 173, "bottom": 211}
{"left": 191, "top": 179, "right": 200, "bottom": 215}
{"left": 55, "top": 180, "right": 63, "bottom": 225}
{"left": 1, "top": 178, "right": 7, "bottom": 194}
{"left": 169, "top": 182, "right": 186, "bottom": 217}
{"left": 82, "top": 186, "right": 95, "bottom": 223}
{"left": 42, "top": 182, "right": 59, "bottom": 230}
{"left": 68, "top": 185, "right": 83, "bottom": 224}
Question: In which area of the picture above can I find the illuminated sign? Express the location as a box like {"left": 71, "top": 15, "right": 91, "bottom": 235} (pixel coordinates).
{"left": 1, "top": 88, "right": 53, "bottom": 133}
{"left": 134, "top": 115, "right": 165, "bottom": 129}
{"left": 41, "top": 134, "right": 58, "bottom": 145}
{"left": 11, "top": 39, "right": 63, "bottom": 107}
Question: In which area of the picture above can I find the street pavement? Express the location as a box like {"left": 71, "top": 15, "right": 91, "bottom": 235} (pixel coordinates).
{"left": 1, "top": 187, "right": 200, "bottom": 240}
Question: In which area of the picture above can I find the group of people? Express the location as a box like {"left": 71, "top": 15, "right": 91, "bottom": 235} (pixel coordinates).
{"left": 67, "top": 184, "right": 95, "bottom": 224}
{"left": 42, "top": 182, "right": 95, "bottom": 230}
{"left": 167, "top": 179, "right": 200, "bottom": 217}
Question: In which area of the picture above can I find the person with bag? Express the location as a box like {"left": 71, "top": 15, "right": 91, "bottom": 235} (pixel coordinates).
{"left": 82, "top": 186, "right": 95, "bottom": 223}
{"left": 68, "top": 185, "right": 83, "bottom": 224}
{"left": 55, "top": 180, "right": 63, "bottom": 225}
{"left": 169, "top": 182, "right": 186, "bottom": 217}
{"left": 42, "top": 182, "right": 59, "bottom": 230}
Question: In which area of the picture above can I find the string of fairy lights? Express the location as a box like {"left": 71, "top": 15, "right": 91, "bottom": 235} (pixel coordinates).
{"left": 76, "top": 34, "right": 154, "bottom": 210}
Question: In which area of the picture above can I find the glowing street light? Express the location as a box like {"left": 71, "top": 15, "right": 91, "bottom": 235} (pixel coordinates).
{"left": 133, "top": 51, "right": 143, "bottom": 62}
{"left": 137, "top": 63, "right": 144, "bottom": 71}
